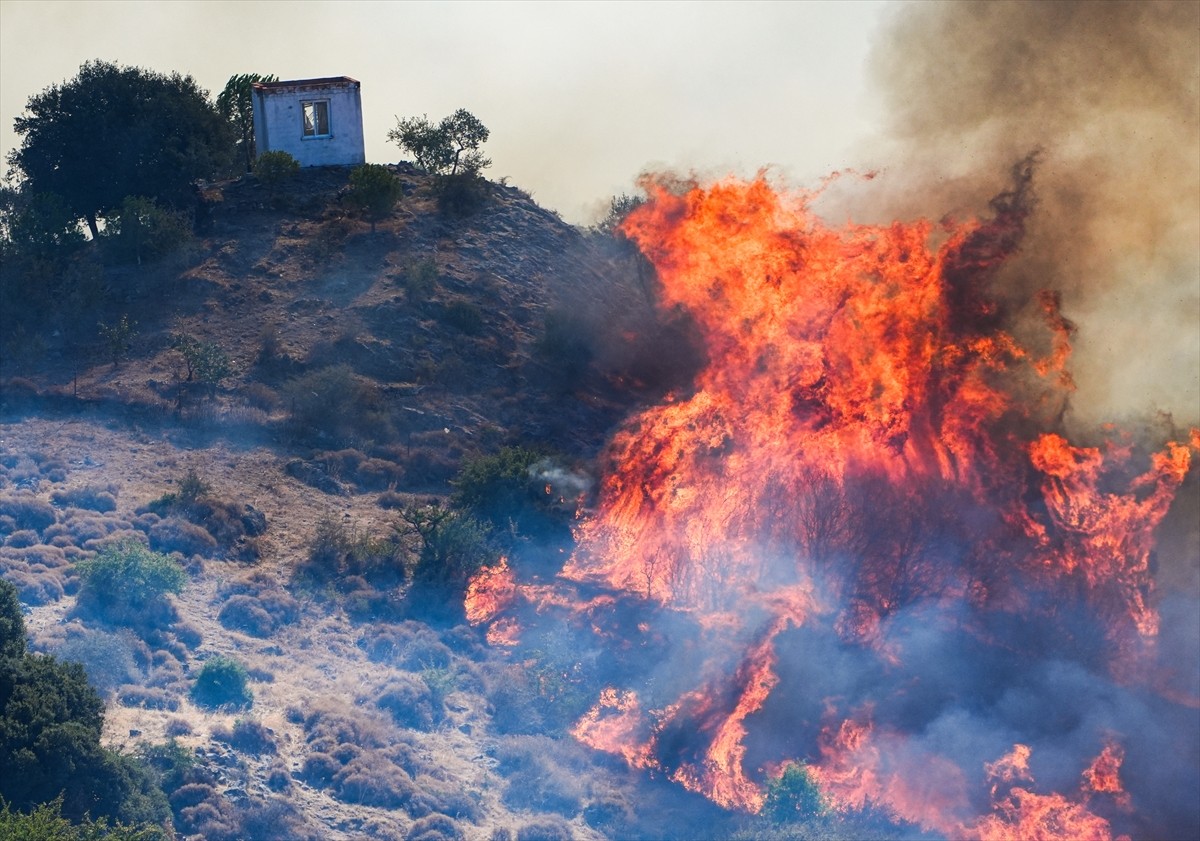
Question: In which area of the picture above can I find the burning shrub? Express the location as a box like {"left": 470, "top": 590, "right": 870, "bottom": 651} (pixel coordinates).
{"left": 190, "top": 655, "right": 252, "bottom": 710}
{"left": 399, "top": 503, "right": 497, "bottom": 597}
{"left": 50, "top": 485, "right": 117, "bottom": 512}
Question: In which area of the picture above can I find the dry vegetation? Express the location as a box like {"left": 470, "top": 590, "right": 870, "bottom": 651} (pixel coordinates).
{"left": 0, "top": 169, "right": 739, "bottom": 840}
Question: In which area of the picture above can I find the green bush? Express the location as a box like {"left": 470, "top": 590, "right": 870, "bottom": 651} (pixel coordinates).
{"left": 283, "top": 364, "right": 393, "bottom": 446}
{"left": 102, "top": 195, "right": 190, "bottom": 265}
{"left": 75, "top": 539, "right": 186, "bottom": 616}
{"left": 347, "top": 163, "right": 403, "bottom": 233}
{"left": 254, "top": 150, "right": 299, "bottom": 190}
{"left": 0, "top": 796, "right": 168, "bottom": 840}
{"left": 761, "top": 761, "right": 828, "bottom": 824}
{"left": 190, "top": 655, "right": 252, "bottom": 709}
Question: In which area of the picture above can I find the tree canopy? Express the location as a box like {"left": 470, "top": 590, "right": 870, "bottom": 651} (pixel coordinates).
{"left": 7, "top": 60, "right": 233, "bottom": 238}
{"left": 216, "top": 72, "right": 278, "bottom": 173}
{"left": 387, "top": 108, "right": 491, "bottom": 177}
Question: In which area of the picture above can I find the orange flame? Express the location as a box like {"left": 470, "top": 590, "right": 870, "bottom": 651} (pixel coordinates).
{"left": 466, "top": 173, "right": 1196, "bottom": 833}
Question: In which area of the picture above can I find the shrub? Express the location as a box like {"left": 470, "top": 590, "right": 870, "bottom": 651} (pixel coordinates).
{"left": 408, "top": 813, "right": 464, "bottom": 841}
{"left": 0, "top": 493, "right": 56, "bottom": 533}
{"left": 283, "top": 364, "right": 394, "bottom": 446}
{"left": 347, "top": 163, "right": 403, "bottom": 233}
{"left": 190, "top": 656, "right": 252, "bottom": 710}
{"left": 211, "top": 718, "right": 276, "bottom": 755}
{"left": 402, "top": 257, "right": 439, "bottom": 298}
{"left": 118, "top": 685, "right": 180, "bottom": 711}
{"left": 102, "top": 195, "right": 190, "bottom": 265}
{"left": 442, "top": 300, "right": 484, "bottom": 335}
{"left": 148, "top": 517, "right": 218, "bottom": 557}
{"left": 451, "top": 447, "right": 576, "bottom": 548}
{"left": 217, "top": 595, "right": 275, "bottom": 637}
{"left": 51, "top": 485, "right": 118, "bottom": 512}
{"left": 4, "top": 529, "right": 39, "bottom": 548}
{"left": 516, "top": 820, "right": 574, "bottom": 841}
{"left": 761, "top": 761, "right": 829, "bottom": 823}
{"left": 254, "top": 150, "right": 299, "bottom": 189}
{"left": 74, "top": 539, "right": 186, "bottom": 617}
{"left": 171, "top": 334, "right": 235, "bottom": 388}
{"left": 375, "top": 673, "right": 437, "bottom": 731}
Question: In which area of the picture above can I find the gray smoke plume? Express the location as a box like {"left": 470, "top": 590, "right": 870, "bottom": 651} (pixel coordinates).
{"left": 856, "top": 0, "right": 1199, "bottom": 428}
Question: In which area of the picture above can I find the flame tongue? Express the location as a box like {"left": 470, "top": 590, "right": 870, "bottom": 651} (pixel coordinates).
{"left": 467, "top": 172, "right": 1196, "bottom": 836}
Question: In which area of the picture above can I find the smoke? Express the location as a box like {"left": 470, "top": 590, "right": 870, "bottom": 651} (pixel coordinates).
{"left": 858, "top": 0, "right": 1199, "bottom": 428}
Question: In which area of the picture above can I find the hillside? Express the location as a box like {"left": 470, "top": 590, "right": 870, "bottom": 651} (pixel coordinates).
{"left": 0, "top": 169, "right": 744, "bottom": 841}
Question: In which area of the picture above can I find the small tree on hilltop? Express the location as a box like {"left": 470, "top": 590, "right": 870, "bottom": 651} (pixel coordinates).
{"left": 387, "top": 108, "right": 491, "bottom": 177}
{"left": 347, "top": 164, "right": 403, "bottom": 233}
{"left": 8, "top": 59, "right": 233, "bottom": 239}
{"left": 254, "top": 150, "right": 300, "bottom": 199}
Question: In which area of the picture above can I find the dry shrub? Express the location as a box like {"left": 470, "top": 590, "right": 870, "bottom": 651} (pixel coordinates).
{"left": 333, "top": 754, "right": 419, "bottom": 809}
{"left": 301, "top": 752, "right": 340, "bottom": 786}
{"left": 496, "top": 735, "right": 585, "bottom": 817}
{"left": 2, "top": 566, "right": 65, "bottom": 604}
{"left": 169, "top": 781, "right": 217, "bottom": 810}
{"left": 81, "top": 528, "right": 148, "bottom": 553}
{"left": 234, "top": 797, "right": 321, "bottom": 841}
{"left": 412, "top": 775, "right": 481, "bottom": 822}
{"left": 47, "top": 512, "right": 124, "bottom": 545}
{"left": 301, "top": 699, "right": 394, "bottom": 749}
{"left": 375, "top": 673, "right": 437, "bottom": 731}
{"left": 583, "top": 791, "right": 636, "bottom": 835}
{"left": 149, "top": 516, "right": 218, "bottom": 557}
{"left": 378, "top": 490, "right": 408, "bottom": 509}
{"left": 0, "top": 493, "right": 56, "bottom": 533}
{"left": 118, "top": 684, "right": 180, "bottom": 711}
{"left": 4, "top": 529, "right": 40, "bottom": 548}
{"left": 218, "top": 595, "right": 276, "bottom": 637}
{"left": 166, "top": 718, "right": 192, "bottom": 737}
{"left": 407, "top": 813, "right": 464, "bottom": 841}
{"left": 358, "top": 621, "right": 454, "bottom": 669}
{"left": 211, "top": 718, "right": 277, "bottom": 755}
{"left": 266, "top": 761, "right": 292, "bottom": 792}
{"left": 51, "top": 485, "right": 117, "bottom": 512}
{"left": 240, "top": 382, "right": 282, "bottom": 412}
{"left": 515, "top": 819, "right": 574, "bottom": 841}
{"left": 4, "top": 544, "right": 69, "bottom": 569}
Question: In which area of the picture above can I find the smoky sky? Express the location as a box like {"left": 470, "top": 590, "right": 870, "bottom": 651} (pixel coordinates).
{"left": 852, "top": 0, "right": 1200, "bottom": 428}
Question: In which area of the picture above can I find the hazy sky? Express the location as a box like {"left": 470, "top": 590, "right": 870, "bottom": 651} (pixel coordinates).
{"left": 0, "top": 0, "right": 891, "bottom": 224}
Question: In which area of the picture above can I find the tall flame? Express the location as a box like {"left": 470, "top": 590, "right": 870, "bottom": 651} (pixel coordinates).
{"left": 468, "top": 170, "right": 1196, "bottom": 835}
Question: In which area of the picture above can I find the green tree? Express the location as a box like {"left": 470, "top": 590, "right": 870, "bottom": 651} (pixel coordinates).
{"left": 0, "top": 579, "right": 26, "bottom": 661}
{"left": 216, "top": 72, "right": 278, "bottom": 173}
{"left": 190, "top": 656, "right": 252, "bottom": 709}
{"left": 347, "top": 164, "right": 403, "bottom": 233}
{"left": 387, "top": 108, "right": 491, "bottom": 177}
{"left": 97, "top": 315, "right": 137, "bottom": 367}
{"left": 399, "top": 504, "right": 497, "bottom": 591}
{"left": 7, "top": 60, "right": 233, "bottom": 239}
{"left": 0, "top": 796, "right": 167, "bottom": 840}
{"left": 170, "top": 334, "right": 234, "bottom": 388}
{"left": 74, "top": 539, "right": 186, "bottom": 619}
{"left": 761, "top": 761, "right": 829, "bottom": 824}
